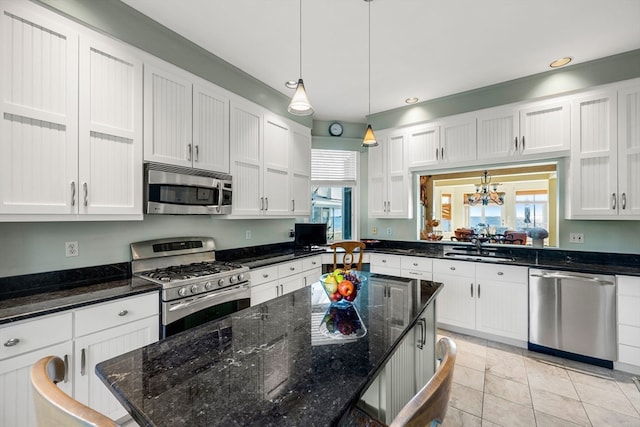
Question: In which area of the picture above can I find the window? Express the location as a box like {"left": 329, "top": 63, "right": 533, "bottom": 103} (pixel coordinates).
{"left": 311, "top": 149, "right": 358, "bottom": 242}
{"left": 515, "top": 190, "right": 548, "bottom": 230}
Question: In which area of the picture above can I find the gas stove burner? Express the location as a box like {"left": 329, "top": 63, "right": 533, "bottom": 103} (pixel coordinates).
{"left": 141, "top": 261, "right": 244, "bottom": 283}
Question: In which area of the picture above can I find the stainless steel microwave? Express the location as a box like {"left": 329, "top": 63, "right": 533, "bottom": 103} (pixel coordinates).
{"left": 144, "top": 163, "right": 232, "bottom": 215}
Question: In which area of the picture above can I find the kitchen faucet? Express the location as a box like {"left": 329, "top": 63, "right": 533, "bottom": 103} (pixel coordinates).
{"left": 474, "top": 237, "right": 483, "bottom": 252}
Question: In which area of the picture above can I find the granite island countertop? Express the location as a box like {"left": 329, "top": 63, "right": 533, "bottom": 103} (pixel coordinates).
{"left": 96, "top": 275, "right": 442, "bottom": 427}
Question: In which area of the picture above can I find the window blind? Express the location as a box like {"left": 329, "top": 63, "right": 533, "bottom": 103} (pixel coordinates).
{"left": 311, "top": 149, "right": 357, "bottom": 183}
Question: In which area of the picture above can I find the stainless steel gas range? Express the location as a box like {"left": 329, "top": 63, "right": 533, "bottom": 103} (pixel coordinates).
{"left": 131, "top": 236, "right": 250, "bottom": 338}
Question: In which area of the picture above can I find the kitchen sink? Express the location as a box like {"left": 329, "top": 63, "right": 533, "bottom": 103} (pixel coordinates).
{"left": 444, "top": 252, "right": 515, "bottom": 262}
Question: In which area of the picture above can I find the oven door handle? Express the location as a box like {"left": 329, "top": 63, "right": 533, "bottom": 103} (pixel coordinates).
{"left": 167, "top": 284, "right": 251, "bottom": 314}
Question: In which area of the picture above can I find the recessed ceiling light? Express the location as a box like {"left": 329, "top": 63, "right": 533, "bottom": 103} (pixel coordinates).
{"left": 405, "top": 97, "right": 419, "bottom": 104}
{"left": 549, "top": 57, "right": 573, "bottom": 68}
{"left": 285, "top": 80, "right": 298, "bottom": 89}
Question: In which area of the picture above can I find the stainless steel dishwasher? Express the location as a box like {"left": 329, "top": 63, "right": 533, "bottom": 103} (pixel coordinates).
{"left": 529, "top": 268, "right": 616, "bottom": 368}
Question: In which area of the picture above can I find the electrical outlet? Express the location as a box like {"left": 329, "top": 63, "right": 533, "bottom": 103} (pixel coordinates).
{"left": 65, "top": 241, "right": 79, "bottom": 257}
{"left": 372, "top": 227, "right": 378, "bottom": 235}
{"left": 245, "top": 230, "right": 252, "bottom": 240}
{"left": 569, "top": 233, "right": 584, "bottom": 244}
{"left": 386, "top": 227, "right": 392, "bottom": 236}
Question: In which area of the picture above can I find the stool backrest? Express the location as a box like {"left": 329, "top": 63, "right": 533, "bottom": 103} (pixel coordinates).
{"left": 330, "top": 241, "right": 365, "bottom": 270}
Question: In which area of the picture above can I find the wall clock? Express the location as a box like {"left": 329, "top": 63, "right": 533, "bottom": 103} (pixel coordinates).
{"left": 329, "top": 122, "right": 343, "bottom": 137}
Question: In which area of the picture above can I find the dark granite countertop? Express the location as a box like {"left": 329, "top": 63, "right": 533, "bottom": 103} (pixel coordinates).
{"left": 0, "top": 277, "right": 159, "bottom": 325}
{"left": 96, "top": 275, "right": 443, "bottom": 427}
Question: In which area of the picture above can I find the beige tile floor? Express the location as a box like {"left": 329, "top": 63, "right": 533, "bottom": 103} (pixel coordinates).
{"left": 438, "top": 329, "right": 640, "bottom": 427}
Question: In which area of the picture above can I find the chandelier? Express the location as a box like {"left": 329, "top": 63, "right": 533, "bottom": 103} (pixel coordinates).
{"left": 467, "top": 170, "right": 504, "bottom": 206}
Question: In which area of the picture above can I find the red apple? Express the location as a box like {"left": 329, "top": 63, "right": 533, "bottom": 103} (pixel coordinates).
{"left": 329, "top": 291, "right": 343, "bottom": 302}
{"left": 338, "top": 280, "right": 355, "bottom": 297}
{"left": 344, "top": 290, "right": 357, "bottom": 302}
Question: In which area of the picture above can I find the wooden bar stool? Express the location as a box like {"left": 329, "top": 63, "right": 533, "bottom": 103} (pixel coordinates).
{"left": 330, "top": 241, "right": 366, "bottom": 270}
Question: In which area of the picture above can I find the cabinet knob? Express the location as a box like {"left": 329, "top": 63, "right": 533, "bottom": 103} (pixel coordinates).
{"left": 450, "top": 266, "right": 456, "bottom": 271}
{"left": 382, "top": 259, "right": 387, "bottom": 263}
{"left": 263, "top": 274, "right": 269, "bottom": 278}
{"left": 290, "top": 267, "right": 295, "bottom": 271}
{"left": 311, "top": 261, "right": 317, "bottom": 265}
{"left": 497, "top": 271, "right": 504, "bottom": 276}
{"left": 413, "top": 262, "right": 418, "bottom": 266}
{"left": 118, "top": 309, "right": 128, "bottom": 317}
{"left": 4, "top": 338, "right": 19, "bottom": 347}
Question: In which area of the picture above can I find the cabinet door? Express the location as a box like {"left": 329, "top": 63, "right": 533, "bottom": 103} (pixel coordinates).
{"left": 78, "top": 34, "right": 143, "bottom": 216}
{"left": 414, "top": 303, "right": 436, "bottom": 391}
{"left": 0, "top": 341, "right": 73, "bottom": 427}
{"left": 192, "top": 81, "right": 230, "bottom": 173}
{"left": 290, "top": 124, "right": 311, "bottom": 215}
{"left": 74, "top": 316, "right": 158, "bottom": 421}
{"left": 475, "top": 278, "right": 528, "bottom": 340}
{"left": 519, "top": 99, "right": 570, "bottom": 155}
{"left": 280, "top": 274, "right": 304, "bottom": 296}
{"left": 0, "top": 3, "right": 79, "bottom": 215}
{"left": 434, "top": 272, "right": 475, "bottom": 329}
{"left": 251, "top": 280, "right": 279, "bottom": 306}
{"left": 617, "top": 84, "right": 640, "bottom": 218}
{"left": 230, "top": 98, "right": 263, "bottom": 216}
{"left": 384, "top": 330, "right": 415, "bottom": 423}
{"left": 477, "top": 106, "right": 519, "bottom": 160}
{"left": 439, "top": 113, "right": 476, "bottom": 163}
{"left": 569, "top": 90, "right": 618, "bottom": 218}
{"left": 263, "top": 114, "right": 291, "bottom": 215}
{"left": 368, "top": 134, "right": 387, "bottom": 217}
{"left": 143, "top": 62, "right": 192, "bottom": 167}
{"left": 406, "top": 124, "right": 439, "bottom": 168}
{"left": 387, "top": 281, "right": 411, "bottom": 341}
{"left": 387, "top": 133, "right": 410, "bottom": 218}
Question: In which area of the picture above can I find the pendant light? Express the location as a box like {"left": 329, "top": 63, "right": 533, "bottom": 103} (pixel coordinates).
{"left": 288, "top": 0, "right": 314, "bottom": 116}
{"left": 362, "top": 0, "right": 378, "bottom": 147}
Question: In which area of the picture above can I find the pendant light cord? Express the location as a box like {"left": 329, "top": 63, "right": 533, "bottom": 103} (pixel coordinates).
{"left": 299, "top": 0, "right": 303, "bottom": 78}
{"left": 368, "top": 0, "right": 371, "bottom": 118}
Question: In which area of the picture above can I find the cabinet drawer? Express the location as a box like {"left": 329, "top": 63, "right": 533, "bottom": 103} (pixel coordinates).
{"left": 618, "top": 295, "right": 640, "bottom": 327}
{"left": 617, "top": 276, "right": 640, "bottom": 297}
{"left": 400, "top": 256, "right": 432, "bottom": 272}
{"left": 433, "top": 259, "right": 474, "bottom": 278}
{"left": 402, "top": 270, "right": 432, "bottom": 280}
{"left": 278, "top": 260, "right": 303, "bottom": 277}
{"left": 302, "top": 256, "right": 322, "bottom": 271}
{"left": 618, "top": 344, "right": 640, "bottom": 366}
{"left": 475, "top": 263, "right": 527, "bottom": 283}
{"left": 1, "top": 312, "right": 72, "bottom": 360}
{"left": 370, "top": 253, "right": 401, "bottom": 268}
{"left": 252, "top": 265, "right": 279, "bottom": 286}
{"left": 74, "top": 292, "right": 158, "bottom": 337}
{"left": 619, "top": 324, "right": 640, "bottom": 347}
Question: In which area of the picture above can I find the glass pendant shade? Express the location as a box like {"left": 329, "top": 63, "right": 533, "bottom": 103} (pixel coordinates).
{"left": 288, "top": 78, "right": 314, "bottom": 116}
{"left": 362, "top": 124, "right": 378, "bottom": 147}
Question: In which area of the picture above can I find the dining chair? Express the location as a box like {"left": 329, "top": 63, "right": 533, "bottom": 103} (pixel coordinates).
{"left": 31, "top": 355, "right": 118, "bottom": 427}
{"left": 388, "top": 337, "right": 457, "bottom": 427}
{"left": 330, "top": 241, "right": 366, "bottom": 271}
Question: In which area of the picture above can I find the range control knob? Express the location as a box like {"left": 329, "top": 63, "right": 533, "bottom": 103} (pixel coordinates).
{"left": 190, "top": 285, "right": 199, "bottom": 294}
{"left": 229, "top": 275, "right": 237, "bottom": 284}
{"left": 204, "top": 281, "right": 213, "bottom": 290}
{"left": 237, "top": 273, "right": 245, "bottom": 282}
{"left": 178, "top": 287, "right": 188, "bottom": 297}
{"left": 218, "top": 278, "right": 225, "bottom": 287}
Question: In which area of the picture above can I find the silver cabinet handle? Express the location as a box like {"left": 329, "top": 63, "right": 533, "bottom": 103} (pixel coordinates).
{"left": 63, "top": 354, "right": 69, "bottom": 383}
{"left": 80, "top": 348, "right": 86, "bottom": 376}
{"left": 622, "top": 193, "right": 627, "bottom": 210}
{"left": 382, "top": 259, "right": 387, "bottom": 263}
{"left": 435, "top": 148, "right": 439, "bottom": 160}
{"left": 4, "top": 338, "right": 19, "bottom": 347}
{"left": 612, "top": 193, "right": 617, "bottom": 210}
{"left": 292, "top": 199, "right": 295, "bottom": 212}
{"left": 441, "top": 147, "right": 444, "bottom": 159}
{"left": 417, "top": 318, "right": 426, "bottom": 350}
{"left": 194, "top": 145, "right": 199, "bottom": 162}
{"left": 514, "top": 137, "right": 518, "bottom": 151}
{"left": 118, "top": 309, "right": 128, "bottom": 317}
{"left": 413, "top": 262, "right": 419, "bottom": 266}
{"left": 71, "top": 181, "right": 76, "bottom": 206}
{"left": 83, "top": 182, "right": 88, "bottom": 207}
{"left": 478, "top": 284, "right": 481, "bottom": 299}
{"left": 265, "top": 197, "right": 268, "bottom": 211}
{"left": 450, "top": 266, "right": 456, "bottom": 271}
{"left": 470, "top": 283, "right": 474, "bottom": 298}
{"left": 262, "top": 273, "right": 269, "bottom": 278}
{"left": 383, "top": 201, "right": 387, "bottom": 212}
{"left": 289, "top": 266, "right": 295, "bottom": 271}
{"left": 260, "top": 197, "right": 264, "bottom": 211}
{"left": 522, "top": 136, "right": 525, "bottom": 150}
{"left": 497, "top": 271, "right": 504, "bottom": 276}
{"left": 311, "top": 261, "right": 317, "bottom": 265}
{"left": 187, "top": 144, "right": 192, "bottom": 161}
{"left": 387, "top": 200, "right": 390, "bottom": 212}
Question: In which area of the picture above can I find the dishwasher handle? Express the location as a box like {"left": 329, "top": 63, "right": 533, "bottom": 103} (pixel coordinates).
{"left": 529, "top": 272, "right": 615, "bottom": 285}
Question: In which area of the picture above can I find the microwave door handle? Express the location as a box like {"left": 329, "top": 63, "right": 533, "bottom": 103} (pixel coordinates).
{"left": 216, "top": 181, "right": 222, "bottom": 213}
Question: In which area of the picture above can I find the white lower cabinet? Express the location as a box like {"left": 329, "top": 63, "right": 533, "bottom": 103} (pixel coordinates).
{"left": 0, "top": 292, "right": 159, "bottom": 426}
{"left": 616, "top": 275, "right": 640, "bottom": 370}
{"left": 250, "top": 256, "right": 321, "bottom": 306}
{"left": 400, "top": 256, "right": 433, "bottom": 281}
{"left": 434, "top": 259, "right": 528, "bottom": 341}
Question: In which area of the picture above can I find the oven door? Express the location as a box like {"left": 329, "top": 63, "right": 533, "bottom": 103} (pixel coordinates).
{"left": 162, "top": 284, "right": 250, "bottom": 338}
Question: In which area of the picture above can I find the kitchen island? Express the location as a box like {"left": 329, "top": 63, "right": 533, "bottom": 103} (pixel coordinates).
{"left": 96, "top": 275, "right": 442, "bottom": 426}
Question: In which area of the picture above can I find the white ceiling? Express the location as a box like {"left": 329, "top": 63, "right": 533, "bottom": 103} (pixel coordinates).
{"left": 121, "top": 0, "right": 640, "bottom": 123}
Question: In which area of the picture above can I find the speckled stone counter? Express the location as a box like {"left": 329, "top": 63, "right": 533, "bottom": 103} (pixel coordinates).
{"left": 96, "top": 275, "right": 442, "bottom": 427}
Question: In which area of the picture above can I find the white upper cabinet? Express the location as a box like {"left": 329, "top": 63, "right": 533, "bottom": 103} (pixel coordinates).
{"left": 568, "top": 82, "right": 640, "bottom": 219}
{"left": 229, "top": 97, "right": 310, "bottom": 218}
{"left": 477, "top": 98, "right": 570, "bottom": 162}
{"left": 0, "top": 1, "right": 143, "bottom": 221}
{"left": 144, "top": 60, "right": 230, "bottom": 173}
{"left": 368, "top": 130, "right": 412, "bottom": 218}
{"left": 405, "top": 114, "right": 475, "bottom": 169}
{"left": 290, "top": 123, "right": 312, "bottom": 216}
